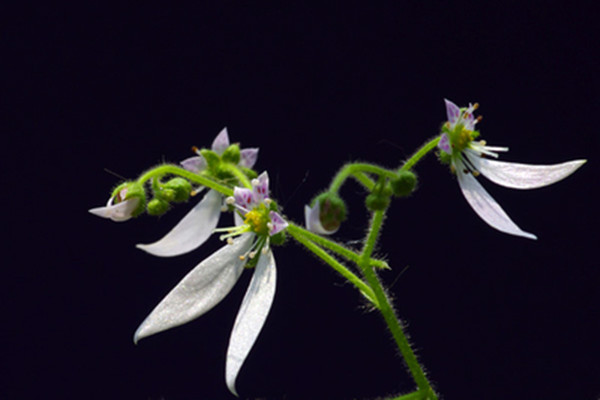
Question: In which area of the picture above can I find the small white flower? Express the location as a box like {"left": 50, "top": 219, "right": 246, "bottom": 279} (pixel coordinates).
{"left": 438, "top": 99, "right": 586, "bottom": 239}
{"left": 304, "top": 203, "right": 338, "bottom": 235}
{"left": 89, "top": 187, "right": 141, "bottom": 222}
{"left": 136, "top": 128, "right": 259, "bottom": 257}
{"left": 134, "top": 172, "right": 285, "bottom": 396}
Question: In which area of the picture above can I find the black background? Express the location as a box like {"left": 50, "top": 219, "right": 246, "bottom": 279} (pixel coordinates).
{"left": 3, "top": 3, "right": 598, "bottom": 399}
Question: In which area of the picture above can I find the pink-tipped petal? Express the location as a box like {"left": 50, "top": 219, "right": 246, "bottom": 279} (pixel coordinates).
{"left": 465, "top": 155, "right": 586, "bottom": 190}
{"left": 226, "top": 249, "right": 276, "bottom": 396}
{"left": 444, "top": 99, "right": 461, "bottom": 125}
{"left": 456, "top": 169, "right": 537, "bottom": 240}
{"left": 268, "top": 211, "right": 288, "bottom": 235}
{"left": 133, "top": 233, "right": 254, "bottom": 344}
{"left": 212, "top": 127, "right": 230, "bottom": 155}
{"left": 136, "top": 190, "right": 222, "bottom": 257}
{"left": 438, "top": 133, "right": 452, "bottom": 155}
{"left": 252, "top": 172, "right": 269, "bottom": 202}
{"left": 180, "top": 156, "right": 207, "bottom": 173}
{"left": 239, "top": 148, "right": 259, "bottom": 168}
{"left": 234, "top": 187, "right": 254, "bottom": 209}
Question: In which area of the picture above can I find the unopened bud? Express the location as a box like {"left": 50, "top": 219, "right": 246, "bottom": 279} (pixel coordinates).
{"left": 221, "top": 143, "right": 241, "bottom": 165}
{"left": 391, "top": 170, "right": 417, "bottom": 197}
{"left": 147, "top": 198, "right": 170, "bottom": 216}
{"left": 163, "top": 177, "right": 192, "bottom": 202}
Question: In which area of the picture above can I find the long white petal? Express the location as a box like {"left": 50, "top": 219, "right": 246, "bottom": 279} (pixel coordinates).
{"left": 466, "top": 155, "right": 586, "bottom": 190}
{"left": 457, "top": 170, "right": 537, "bottom": 240}
{"left": 134, "top": 233, "right": 254, "bottom": 343}
{"left": 136, "top": 190, "right": 222, "bottom": 257}
{"left": 226, "top": 250, "right": 277, "bottom": 396}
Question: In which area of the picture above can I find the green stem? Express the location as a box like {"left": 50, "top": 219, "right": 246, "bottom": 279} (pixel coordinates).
{"left": 287, "top": 223, "right": 388, "bottom": 269}
{"left": 221, "top": 164, "right": 252, "bottom": 189}
{"left": 136, "top": 165, "right": 234, "bottom": 197}
{"left": 358, "top": 210, "right": 437, "bottom": 399}
{"left": 287, "top": 225, "right": 379, "bottom": 307}
{"left": 400, "top": 136, "right": 441, "bottom": 172}
{"left": 330, "top": 163, "right": 397, "bottom": 193}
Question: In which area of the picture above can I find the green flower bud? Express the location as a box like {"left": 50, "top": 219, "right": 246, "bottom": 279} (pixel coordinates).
{"left": 437, "top": 150, "right": 452, "bottom": 165}
{"left": 221, "top": 144, "right": 241, "bottom": 165}
{"left": 365, "top": 191, "right": 391, "bottom": 211}
{"left": 391, "top": 170, "right": 417, "bottom": 197}
{"left": 163, "top": 177, "right": 192, "bottom": 202}
{"left": 147, "top": 198, "right": 170, "bottom": 216}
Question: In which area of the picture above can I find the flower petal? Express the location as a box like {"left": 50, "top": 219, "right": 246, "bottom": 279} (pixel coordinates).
{"left": 88, "top": 197, "right": 140, "bottom": 222}
{"left": 234, "top": 187, "right": 254, "bottom": 210}
{"left": 438, "top": 133, "right": 452, "bottom": 155}
{"left": 304, "top": 204, "right": 337, "bottom": 235}
{"left": 136, "top": 190, "right": 222, "bottom": 257}
{"left": 456, "top": 169, "right": 537, "bottom": 239}
{"left": 252, "top": 171, "right": 269, "bottom": 203}
{"left": 180, "top": 156, "right": 207, "bottom": 173}
{"left": 239, "top": 148, "right": 259, "bottom": 168}
{"left": 444, "top": 99, "right": 460, "bottom": 125}
{"left": 465, "top": 155, "right": 586, "bottom": 190}
{"left": 134, "top": 233, "right": 254, "bottom": 344}
{"left": 212, "top": 127, "right": 230, "bottom": 155}
{"left": 226, "top": 249, "right": 277, "bottom": 396}
{"left": 269, "top": 211, "right": 288, "bottom": 235}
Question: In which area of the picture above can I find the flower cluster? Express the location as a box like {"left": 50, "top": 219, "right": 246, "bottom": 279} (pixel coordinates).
{"left": 438, "top": 99, "right": 585, "bottom": 239}
{"left": 134, "top": 172, "right": 285, "bottom": 396}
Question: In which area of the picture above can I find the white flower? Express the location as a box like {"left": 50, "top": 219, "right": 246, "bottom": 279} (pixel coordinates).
{"left": 438, "top": 99, "right": 586, "bottom": 239}
{"left": 134, "top": 172, "right": 286, "bottom": 396}
{"left": 89, "top": 186, "right": 141, "bottom": 222}
{"left": 136, "top": 127, "right": 259, "bottom": 257}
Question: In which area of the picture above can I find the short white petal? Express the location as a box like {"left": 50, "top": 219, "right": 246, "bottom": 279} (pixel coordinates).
{"left": 466, "top": 155, "right": 586, "bottom": 190}
{"left": 134, "top": 233, "right": 254, "bottom": 343}
{"left": 212, "top": 127, "right": 230, "bottom": 155}
{"left": 136, "top": 190, "right": 222, "bottom": 257}
{"left": 457, "top": 170, "right": 537, "bottom": 240}
{"left": 226, "top": 250, "right": 277, "bottom": 396}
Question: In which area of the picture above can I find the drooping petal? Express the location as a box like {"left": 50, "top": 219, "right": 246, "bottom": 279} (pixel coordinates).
{"left": 456, "top": 168, "right": 537, "bottom": 240}
{"left": 212, "top": 127, "right": 230, "bottom": 155}
{"left": 239, "top": 148, "right": 259, "bottom": 168}
{"left": 226, "top": 249, "right": 277, "bottom": 396}
{"left": 134, "top": 233, "right": 254, "bottom": 344}
{"left": 89, "top": 197, "right": 140, "bottom": 222}
{"left": 438, "top": 133, "right": 452, "bottom": 155}
{"left": 465, "top": 154, "right": 586, "bottom": 190}
{"left": 136, "top": 190, "right": 222, "bottom": 257}
{"left": 180, "top": 156, "right": 207, "bottom": 173}
{"left": 252, "top": 172, "right": 269, "bottom": 203}
{"left": 444, "top": 99, "right": 460, "bottom": 125}
{"left": 304, "top": 204, "right": 337, "bottom": 235}
{"left": 268, "top": 211, "right": 288, "bottom": 235}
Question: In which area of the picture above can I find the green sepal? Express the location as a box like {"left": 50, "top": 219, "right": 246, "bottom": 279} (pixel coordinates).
{"left": 221, "top": 144, "right": 241, "bottom": 165}
{"left": 163, "top": 177, "right": 192, "bottom": 202}
{"left": 199, "top": 149, "right": 221, "bottom": 171}
{"left": 437, "top": 150, "right": 452, "bottom": 165}
{"left": 147, "top": 198, "right": 170, "bottom": 216}
{"left": 312, "top": 192, "right": 348, "bottom": 232}
{"left": 391, "top": 170, "right": 417, "bottom": 197}
{"left": 270, "top": 230, "right": 287, "bottom": 246}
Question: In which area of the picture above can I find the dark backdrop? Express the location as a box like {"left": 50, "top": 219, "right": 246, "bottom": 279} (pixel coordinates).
{"left": 3, "top": 3, "right": 598, "bottom": 399}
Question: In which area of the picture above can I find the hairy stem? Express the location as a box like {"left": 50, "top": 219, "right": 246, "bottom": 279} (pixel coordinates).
{"left": 136, "top": 165, "right": 234, "bottom": 196}
{"left": 358, "top": 210, "right": 437, "bottom": 399}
